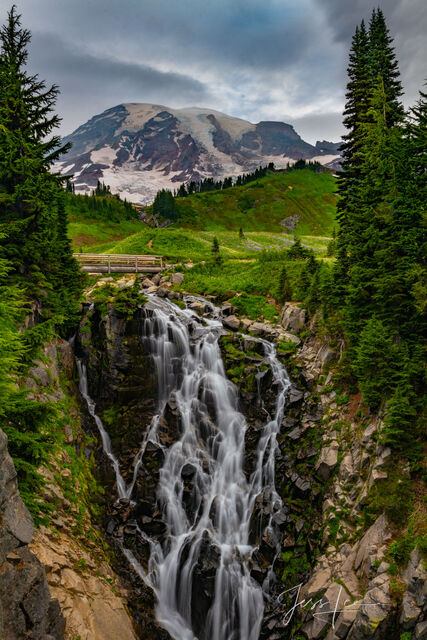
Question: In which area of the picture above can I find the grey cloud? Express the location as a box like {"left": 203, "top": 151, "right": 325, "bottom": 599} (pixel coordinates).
{"left": 287, "top": 112, "right": 346, "bottom": 145}
{"left": 315, "top": 0, "right": 427, "bottom": 105}
{"left": 27, "top": 32, "right": 211, "bottom": 135}
{"left": 18, "top": 0, "right": 335, "bottom": 72}
{"left": 7, "top": 0, "right": 426, "bottom": 143}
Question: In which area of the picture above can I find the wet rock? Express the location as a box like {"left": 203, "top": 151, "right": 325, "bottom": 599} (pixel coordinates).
{"left": 415, "top": 621, "right": 427, "bottom": 639}
{"left": 142, "top": 277, "right": 155, "bottom": 287}
{"left": 181, "top": 463, "right": 196, "bottom": 478}
{"left": 221, "top": 303, "right": 236, "bottom": 316}
{"left": 287, "top": 387, "right": 304, "bottom": 405}
{"left": 190, "top": 300, "right": 208, "bottom": 314}
{"left": 190, "top": 535, "right": 221, "bottom": 637}
{"left": 243, "top": 337, "right": 264, "bottom": 355}
{"left": 157, "top": 286, "right": 170, "bottom": 298}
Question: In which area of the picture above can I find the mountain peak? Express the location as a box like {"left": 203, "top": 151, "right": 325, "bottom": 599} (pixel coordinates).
{"left": 57, "top": 103, "right": 341, "bottom": 203}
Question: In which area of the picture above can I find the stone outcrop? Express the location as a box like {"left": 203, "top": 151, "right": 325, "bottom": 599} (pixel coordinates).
{"left": 31, "top": 527, "right": 137, "bottom": 640}
{"left": 280, "top": 302, "right": 306, "bottom": 334}
{"left": 0, "top": 428, "right": 65, "bottom": 640}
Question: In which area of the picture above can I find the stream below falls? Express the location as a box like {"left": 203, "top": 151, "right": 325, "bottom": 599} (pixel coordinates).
{"left": 77, "top": 294, "right": 292, "bottom": 640}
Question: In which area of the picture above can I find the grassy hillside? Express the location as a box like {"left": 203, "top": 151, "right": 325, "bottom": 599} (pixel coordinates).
{"left": 65, "top": 169, "right": 337, "bottom": 257}
{"left": 103, "top": 228, "right": 330, "bottom": 263}
{"left": 173, "top": 169, "right": 338, "bottom": 235}
{"left": 65, "top": 192, "right": 144, "bottom": 251}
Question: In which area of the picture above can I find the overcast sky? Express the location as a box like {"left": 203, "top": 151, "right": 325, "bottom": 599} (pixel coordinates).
{"left": 4, "top": 0, "right": 426, "bottom": 143}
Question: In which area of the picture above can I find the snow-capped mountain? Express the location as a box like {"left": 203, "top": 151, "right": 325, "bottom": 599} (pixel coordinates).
{"left": 57, "top": 103, "right": 341, "bottom": 203}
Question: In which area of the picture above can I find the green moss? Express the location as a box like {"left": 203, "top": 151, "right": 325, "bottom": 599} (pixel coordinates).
{"left": 364, "top": 468, "right": 414, "bottom": 526}
{"left": 228, "top": 292, "right": 277, "bottom": 322}
{"left": 277, "top": 340, "right": 298, "bottom": 353}
{"left": 112, "top": 281, "right": 147, "bottom": 317}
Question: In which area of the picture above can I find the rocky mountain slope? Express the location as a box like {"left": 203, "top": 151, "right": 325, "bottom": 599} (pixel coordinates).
{"left": 56, "top": 103, "right": 341, "bottom": 203}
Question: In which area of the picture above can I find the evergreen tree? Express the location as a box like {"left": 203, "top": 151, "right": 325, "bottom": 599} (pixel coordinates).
{"left": 176, "top": 183, "right": 188, "bottom": 198}
{"left": 0, "top": 246, "right": 57, "bottom": 520}
{"left": 0, "top": 6, "right": 82, "bottom": 330}
{"left": 276, "top": 264, "right": 292, "bottom": 303}
{"left": 152, "top": 189, "right": 177, "bottom": 221}
{"left": 335, "top": 20, "right": 371, "bottom": 274}
{"left": 239, "top": 227, "right": 244, "bottom": 240}
{"left": 326, "top": 227, "right": 337, "bottom": 257}
{"left": 344, "top": 79, "right": 422, "bottom": 343}
{"left": 352, "top": 317, "right": 395, "bottom": 410}
{"left": 368, "top": 8, "right": 404, "bottom": 128}
{"left": 211, "top": 236, "right": 222, "bottom": 267}
{"left": 287, "top": 236, "right": 310, "bottom": 260}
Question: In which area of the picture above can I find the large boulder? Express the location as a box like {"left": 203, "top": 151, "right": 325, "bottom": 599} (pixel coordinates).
{"left": 354, "top": 514, "right": 391, "bottom": 580}
{"left": 223, "top": 315, "right": 240, "bottom": 331}
{"left": 315, "top": 442, "right": 339, "bottom": 480}
{"left": 280, "top": 302, "right": 306, "bottom": 334}
{"left": 347, "top": 577, "right": 394, "bottom": 640}
{"left": 402, "top": 548, "right": 427, "bottom": 620}
{"left": 170, "top": 272, "right": 184, "bottom": 285}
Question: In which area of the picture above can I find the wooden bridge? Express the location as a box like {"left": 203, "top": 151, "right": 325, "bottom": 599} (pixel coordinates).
{"left": 73, "top": 253, "right": 164, "bottom": 274}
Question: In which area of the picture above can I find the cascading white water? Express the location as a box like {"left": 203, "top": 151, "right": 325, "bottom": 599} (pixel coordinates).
{"left": 141, "top": 297, "right": 291, "bottom": 640}
{"left": 77, "top": 360, "right": 128, "bottom": 499}
{"left": 77, "top": 294, "right": 291, "bottom": 640}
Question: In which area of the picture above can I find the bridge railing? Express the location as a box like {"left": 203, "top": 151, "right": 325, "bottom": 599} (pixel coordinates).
{"left": 73, "top": 253, "right": 163, "bottom": 273}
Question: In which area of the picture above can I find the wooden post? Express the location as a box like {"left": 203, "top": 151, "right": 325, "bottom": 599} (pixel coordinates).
{"left": 108, "top": 255, "right": 110, "bottom": 274}
{"left": 135, "top": 256, "right": 138, "bottom": 273}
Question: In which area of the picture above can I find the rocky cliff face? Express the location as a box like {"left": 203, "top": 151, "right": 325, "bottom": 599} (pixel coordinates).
{"left": 56, "top": 103, "right": 341, "bottom": 203}
{"left": 1, "top": 337, "right": 139, "bottom": 640}
{"left": 0, "top": 428, "right": 65, "bottom": 640}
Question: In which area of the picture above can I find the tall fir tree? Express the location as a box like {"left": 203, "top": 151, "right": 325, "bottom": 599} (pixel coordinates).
{"left": 335, "top": 9, "right": 405, "bottom": 289}
{"left": 332, "top": 8, "right": 425, "bottom": 442}
{"left": 0, "top": 6, "right": 82, "bottom": 331}
{"left": 368, "top": 8, "right": 404, "bottom": 127}
{"left": 335, "top": 20, "right": 371, "bottom": 278}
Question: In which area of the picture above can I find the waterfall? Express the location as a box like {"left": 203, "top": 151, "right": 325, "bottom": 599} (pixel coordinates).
{"left": 77, "top": 295, "right": 291, "bottom": 640}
